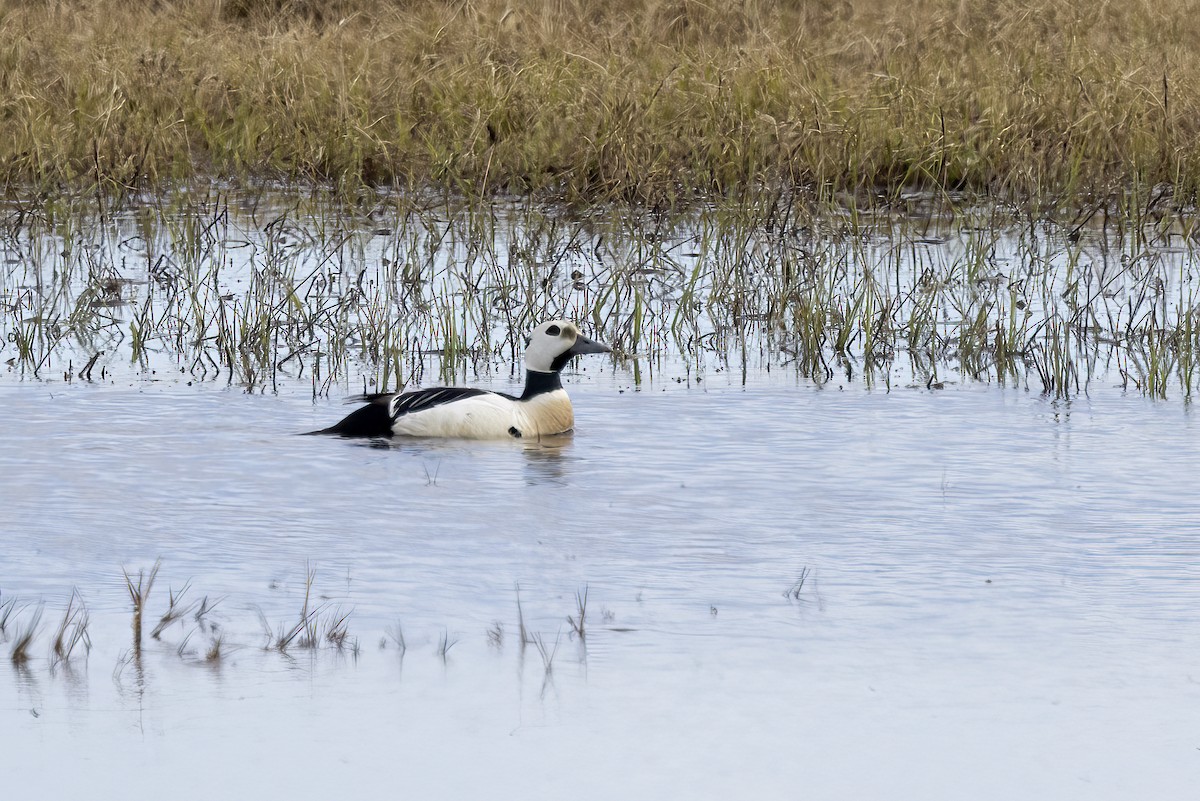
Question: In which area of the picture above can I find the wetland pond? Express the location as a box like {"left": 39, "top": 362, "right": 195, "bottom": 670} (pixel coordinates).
{"left": 2, "top": 191, "right": 1199, "bottom": 798}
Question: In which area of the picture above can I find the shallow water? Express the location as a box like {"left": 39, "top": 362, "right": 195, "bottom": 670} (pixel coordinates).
{"left": 3, "top": 191, "right": 1200, "bottom": 796}
{"left": 3, "top": 364, "right": 1199, "bottom": 799}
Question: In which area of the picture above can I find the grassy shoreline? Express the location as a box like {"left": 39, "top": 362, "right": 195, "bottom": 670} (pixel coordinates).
{"left": 2, "top": 0, "right": 1199, "bottom": 207}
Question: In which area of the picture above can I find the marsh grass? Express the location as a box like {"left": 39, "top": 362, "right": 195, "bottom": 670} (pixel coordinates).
{"left": 4, "top": 187, "right": 1200, "bottom": 399}
{"left": 567, "top": 585, "right": 588, "bottom": 641}
{"left": 205, "top": 635, "right": 225, "bottom": 664}
{"left": 194, "top": 595, "right": 221, "bottom": 630}
{"left": 51, "top": 590, "right": 92, "bottom": 664}
{"left": 4, "top": 0, "right": 1200, "bottom": 208}
{"left": 9, "top": 604, "right": 43, "bottom": 665}
{"left": 254, "top": 565, "right": 361, "bottom": 654}
{"left": 0, "top": 591, "right": 16, "bottom": 635}
{"left": 9, "top": 568, "right": 622, "bottom": 684}
{"left": 267, "top": 564, "right": 320, "bottom": 650}
{"left": 323, "top": 607, "right": 356, "bottom": 651}
{"left": 151, "top": 581, "right": 195, "bottom": 640}
{"left": 122, "top": 559, "right": 160, "bottom": 653}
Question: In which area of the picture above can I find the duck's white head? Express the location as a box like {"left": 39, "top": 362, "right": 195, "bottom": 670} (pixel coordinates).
{"left": 524, "top": 320, "right": 611, "bottom": 373}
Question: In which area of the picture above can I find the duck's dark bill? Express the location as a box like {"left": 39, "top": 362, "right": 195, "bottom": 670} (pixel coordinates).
{"left": 568, "top": 334, "right": 611, "bottom": 356}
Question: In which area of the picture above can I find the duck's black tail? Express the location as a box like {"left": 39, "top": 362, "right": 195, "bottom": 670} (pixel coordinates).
{"left": 303, "top": 401, "right": 394, "bottom": 438}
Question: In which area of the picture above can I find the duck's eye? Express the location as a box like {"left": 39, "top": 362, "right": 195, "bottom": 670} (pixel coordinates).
{"left": 545, "top": 324, "right": 561, "bottom": 336}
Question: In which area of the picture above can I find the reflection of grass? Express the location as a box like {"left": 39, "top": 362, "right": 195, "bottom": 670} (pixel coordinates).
{"left": 3, "top": 1, "right": 1200, "bottom": 207}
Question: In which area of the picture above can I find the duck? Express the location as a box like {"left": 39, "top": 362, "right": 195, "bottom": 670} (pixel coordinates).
{"left": 312, "top": 320, "right": 611, "bottom": 439}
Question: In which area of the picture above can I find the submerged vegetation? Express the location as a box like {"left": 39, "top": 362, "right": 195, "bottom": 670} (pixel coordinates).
{"left": 1, "top": 0, "right": 1200, "bottom": 206}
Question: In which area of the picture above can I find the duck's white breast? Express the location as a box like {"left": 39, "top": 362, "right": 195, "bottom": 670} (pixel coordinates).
{"left": 516, "top": 389, "right": 575, "bottom": 438}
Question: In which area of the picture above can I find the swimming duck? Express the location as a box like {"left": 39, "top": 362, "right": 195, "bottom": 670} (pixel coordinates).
{"left": 314, "top": 320, "right": 611, "bottom": 439}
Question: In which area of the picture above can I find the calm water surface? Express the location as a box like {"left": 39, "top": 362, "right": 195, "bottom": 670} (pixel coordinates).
{"left": 2, "top": 364, "right": 1199, "bottom": 799}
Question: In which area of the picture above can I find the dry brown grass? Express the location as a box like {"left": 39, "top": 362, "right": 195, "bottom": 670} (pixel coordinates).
{"left": 1, "top": 0, "right": 1198, "bottom": 205}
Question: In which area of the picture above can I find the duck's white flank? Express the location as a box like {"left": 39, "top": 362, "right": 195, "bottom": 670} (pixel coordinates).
{"left": 388, "top": 388, "right": 574, "bottom": 439}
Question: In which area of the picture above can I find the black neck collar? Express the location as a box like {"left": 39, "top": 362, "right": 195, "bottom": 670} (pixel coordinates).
{"left": 521, "top": 369, "right": 562, "bottom": 400}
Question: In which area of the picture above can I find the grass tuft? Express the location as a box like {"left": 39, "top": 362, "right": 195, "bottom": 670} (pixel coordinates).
{"left": 51, "top": 590, "right": 92, "bottom": 664}
{"left": 205, "top": 635, "right": 225, "bottom": 664}
{"left": 122, "top": 559, "right": 161, "bottom": 653}
{"left": 151, "top": 581, "right": 195, "bottom": 640}
{"left": 10, "top": 604, "right": 44, "bottom": 665}
{"left": 566, "top": 585, "right": 589, "bottom": 640}
{"left": 323, "top": 607, "right": 354, "bottom": 650}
